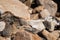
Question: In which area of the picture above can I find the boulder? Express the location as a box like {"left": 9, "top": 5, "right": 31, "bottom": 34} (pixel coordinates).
{"left": 0, "top": 0, "right": 30, "bottom": 20}
{"left": 0, "top": 36, "right": 5, "bottom": 40}
{"left": 40, "top": 9, "right": 50, "bottom": 18}
{"left": 2, "top": 23, "right": 18, "bottom": 37}
{"left": 39, "top": 0, "right": 57, "bottom": 16}
{"left": 12, "top": 30, "right": 42, "bottom": 40}
{"left": 42, "top": 30, "right": 59, "bottom": 40}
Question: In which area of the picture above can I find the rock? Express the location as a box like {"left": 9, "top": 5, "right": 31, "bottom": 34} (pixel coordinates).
{"left": 0, "top": 36, "right": 5, "bottom": 40}
{"left": 24, "top": 0, "right": 33, "bottom": 7}
{"left": 53, "top": 0, "right": 60, "bottom": 12}
{"left": 0, "top": 36, "right": 11, "bottom": 40}
{"left": 42, "top": 30, "right": 59, "bottom": 40}
{"left": 13, "top": 30, "right": 32, "bottom": 40}
{"left": 32, "top": 34, "right": 42, "bottom": 40}
{"left": 12, "top": 30, "right": 42, "bottom": 40}
{"left": 30, "top": 14, "right": 39, "bottom": 20}
{"left": 5, "top": 37, "right": 11, "bottom": 40}
{"left": 28, "top": 19, "right": 45, "bottom": 31}
{"left": 24, "top": 25, "right": 40, "bottom": 33}
{"left": 38, "top": 0, "right": 57, "bottom": 16}
{"left": 58, "top": 38, "right": 60, "bottom": 40}
{"left": 40, "top": 9, "right": 50, "bottom": 18}
{"left": 0, "top": 0, "right": 30, "bottom": 20}
{"left": 0, "top": 21, "right": 6, "bottom": 31}
{"left": 51, "top": 30, "right": 60, "bottom": 39}
{"left": 2, "top": 23, "right": 18, "bottom": 37}
{"left": 19, "top": 0, "right": 33, "bottom": 7}
{"left": 56, "top": 15, "right": 60, "bottom": 21}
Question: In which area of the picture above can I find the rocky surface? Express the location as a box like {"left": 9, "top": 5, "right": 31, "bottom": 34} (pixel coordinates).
{"left": 0, "top": 0, "right": 60, "bottom": 40}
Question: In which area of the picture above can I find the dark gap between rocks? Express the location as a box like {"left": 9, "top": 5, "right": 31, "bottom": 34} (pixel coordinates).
{"left": 31, "top": 0, "right": 41, "bottom": 9}
{"left": 37, "top": 32, "right": 47, "bottom": 40}
{"left": 53, "top": 0, "right": 60, "bottom": 12}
